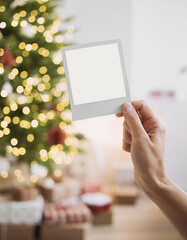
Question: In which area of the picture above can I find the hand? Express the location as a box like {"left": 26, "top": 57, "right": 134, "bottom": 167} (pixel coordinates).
{"left": 117, "top": 100, "right": 187, "bottom": 239}
{"left": 117, "top": 100, "right": 167, "bottom": 196}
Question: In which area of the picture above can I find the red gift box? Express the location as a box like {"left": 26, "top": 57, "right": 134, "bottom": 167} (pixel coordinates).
{"left": 81, "top": 193, "right": 113, "bottom": 213}
{"left": 43, "top": 203, "right": 92, "bottom": 225}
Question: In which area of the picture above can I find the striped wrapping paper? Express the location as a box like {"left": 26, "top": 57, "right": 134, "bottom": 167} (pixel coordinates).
{"left": 44, "top": 203, "right": 92, "bottom": 225}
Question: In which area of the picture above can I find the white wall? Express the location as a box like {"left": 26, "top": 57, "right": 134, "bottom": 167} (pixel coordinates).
{"left": 62, "top": 0, "right": 132, "bottom": 80}
{"left": 131, "top": 0, "right": 187, "bottom": 97}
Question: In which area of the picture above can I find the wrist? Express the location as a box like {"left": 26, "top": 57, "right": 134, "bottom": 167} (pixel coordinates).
{"left": 146, "top": 171, "right": 172, "bottom": 198}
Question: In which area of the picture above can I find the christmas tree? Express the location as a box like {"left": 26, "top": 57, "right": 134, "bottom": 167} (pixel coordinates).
{"left": 0, "top": 0, "right": 79, "bottom": 176}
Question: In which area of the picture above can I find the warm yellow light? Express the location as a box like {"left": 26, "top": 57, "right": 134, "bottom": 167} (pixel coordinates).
{"left": 8, "top": 72, "right": 15, "bottom": 80}
{"left": 25, "top": 44, "right": 32, "bottom": 51}
{"left": 11, "top": 20, "right": 18, "bottom": 27}
{"left": 20, "top": 10, "right": 26, "bottom": 17}
{"left": 32, "top": 43, "right": 38, "bottom": 50}
{"left": 57, "top": 103, "right": 64, "bottom": 112}
{"left": 16, "top": 86, "right": 24, "bottom": 93}
{"left": 37, "top": 83, "right": 45, "bottom": 92}
{"left": 27, "top": 134, "right": 34, "bottom": 142}
{"left": 54, "top": 169, "right": 62, "bottom": 177}
{"left": 31, "top": 120, "right": 38, "bottom": 128}
{"left": 11, "top": 138, "right": 18, "bottom": 146}
{"left": 1, "top": 171, "right": 8, "bottom": 179}
{"left": 20, "top": 20, "right": 27, "bottom": 27}
{"left": 3, "top": 128, "right": 10, "bottom": 135}
{"left": 23, "top": 106, "right": 30, "bottom": 115}
{"left": 45, "top": 82, "right": 51, "bottom": 90}
{"left": 42, "top": 49, "right": 49, "bottom": 57}
{"left": 57, "top": 66, "right": 64, "bottom": 75}
{"left": 14, "top": 169, "right": 22, "bottom": 177}
{"left": 41, "top": 94, "right": 49, "bottom": 102}
{"left": 20, "top": 71, "right": 28, "bottom": 79}
{"left": 16, "top": 56, "right": 23, "bottom": 64}
{"left": 6, "top": 145, "right": 12, "bottom": 153}
{"left": 0, "top": 6, "right": 5, "bottom": 12}
{"left": 53, "top": 89, "right": 61, "bottom": 97}
{"left": 1, "top": 121, "right": 8, "bottom": 128}
{"left": 38, "top": 26, "right": 45, "bottom": 32}
{"left": 13, "top": 13, "right": 20, "bottom": 20}
{"left": 28, "top": 15, "right": 35, "bottom": 23}
{"left": 4, "top": 116, "right": 11, "bottom": 124}
{"left": 37, "top": 17, "right": 45, "bottom": 24}
{"left": 38, "top": 113, "right": 46, "bottom": 122}
{"left": 19, "top": 147, "right": 26, "bottom": 155}
{"left": 40, "top": 149, "right": 47, "bottom": 157}
{"left": 10, "top": 102, "right": 18, "bottom": 111}
{"left": 22, "top": 50, "right": 29, "bottom": 57}
{"left": 30, "top": 175, "right": 38, "bottom": 183}
{"left": 3, "top": 107, "right": 10, "bottom": 115}
{"left": 31, "top": 10, "right": 38, "bottom": 16}
{"left": 39, "top": 66, "right": 47, "bottom": 74}
{"left": 1, "top": 90, "right": 8, "bottom": 97}
{"left": 38, "top": 47, "right": 45, "bottom": 55}
{"left": 0, "top": 130, "right": 3, "bottom": 138}
{"left": 42, "top": 74, "right": 50, "bottom": 82}
{"left": 12, "top": 147, "right": 19, "bottom": 156}
{"left": 0, "top": 48, "right": 4, "bottom": 57}
{"left": 19, "top": 42, "right": 26, "bottom": 49}
{"left": 12, "top": 68, "right": 19, "bottom": 75}
{"left": 46, "top": 110, "right": 55, "bottom": 119}
{"left": 39, "top": 5, "right": 46, "bottom": 12}
{"left": 13, "top": 116, "right": 20, "bottom": 124}
{"left": 27, "top": 77, "right": 34, "bottom": 85}
{"left": 20, "top": 120, "right": 31, "bottom": 129}
{"left": 59, "top": 122, "right": 66, "bottom": 129}
{"left": 0, "top": 67, "right": 4, "bottom": 74}
{"left": 45, "top": 36, "right": 53, "bottom": 42}
{"left": 0, "top": 22, "right": 6, "bottom": 29}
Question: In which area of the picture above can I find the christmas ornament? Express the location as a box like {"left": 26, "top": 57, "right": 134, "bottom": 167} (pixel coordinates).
{"left": 0, "top": 47, "right": 15, "bottom": 69}
{"left": 47, "top": 126, "right": 66, "bottom": 145}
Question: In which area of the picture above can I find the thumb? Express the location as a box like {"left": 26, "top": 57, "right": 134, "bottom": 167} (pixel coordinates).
{"left": 122, "top": 103, "right": 146, "bottom": 138}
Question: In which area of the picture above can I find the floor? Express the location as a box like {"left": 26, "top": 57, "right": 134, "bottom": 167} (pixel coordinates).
{"left": 88, "top": 196, "right": 183, "bottom": 240}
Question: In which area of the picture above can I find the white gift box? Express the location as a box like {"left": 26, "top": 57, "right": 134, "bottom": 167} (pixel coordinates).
{"left": 0, "top": 194, "right": 44, "bottom": 225}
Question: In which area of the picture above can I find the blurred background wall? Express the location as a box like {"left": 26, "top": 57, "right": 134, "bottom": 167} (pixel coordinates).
{"left": 61, "top": 0, "right": 187, "bottom": 189}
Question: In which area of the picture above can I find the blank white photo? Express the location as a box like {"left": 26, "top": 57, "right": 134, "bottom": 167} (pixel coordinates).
{"left": 65, "top": 43, "right": 127, "bottom": 105}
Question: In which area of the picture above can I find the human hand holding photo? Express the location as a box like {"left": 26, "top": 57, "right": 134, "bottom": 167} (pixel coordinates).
{"left": 117, "top": 100, "right": 187, "bottom": 239}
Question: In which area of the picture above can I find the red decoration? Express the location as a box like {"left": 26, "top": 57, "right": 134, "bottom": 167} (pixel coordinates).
{"left": 47, "top": 126, "right": 66, "bottom": 145}
{"left": 0, "top": 47, "right": 15, "bottom": 69}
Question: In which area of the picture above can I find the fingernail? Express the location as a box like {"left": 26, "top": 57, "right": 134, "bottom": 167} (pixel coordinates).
{"left": 123, "top": 103, "right": 133, "bottom": 112}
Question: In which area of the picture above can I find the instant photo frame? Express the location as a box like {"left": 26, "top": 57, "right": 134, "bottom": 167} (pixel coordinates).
{"left": 61, "top": 39, "right": 131, "bottom": 120}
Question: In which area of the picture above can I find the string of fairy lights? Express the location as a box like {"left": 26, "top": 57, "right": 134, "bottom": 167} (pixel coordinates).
{"left": 0, "top": 0, "right": 79, "bottom": 183}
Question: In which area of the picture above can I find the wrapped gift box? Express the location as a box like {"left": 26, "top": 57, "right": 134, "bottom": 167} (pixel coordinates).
{"left": 43, "top": 202, "right": 92, "bottom": 225}
{"left": 12, "top": 186, "right": 39, "bottom": 201}
{"left": 0, "top": 194, "right": 44, "bottom": 225}
{"left": 38, "top": 178, "right": 81, "bottom": 202}
{"left": 105, "top": 186, "right": 139, "bottom": 205}
{"left": 0, "top": 224, "right": 35, "bottom": 240}
{"left": 80, "top": 193, "right": 113, "bottom": 213}
{"left": 82, "top": 182, "right": 101, "bottom": 194}
{"left": 92, "top": 209, "right": 112, "bottom": 225}
{"left": 40, "top": 223, "right": 90, "bottom": 240}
